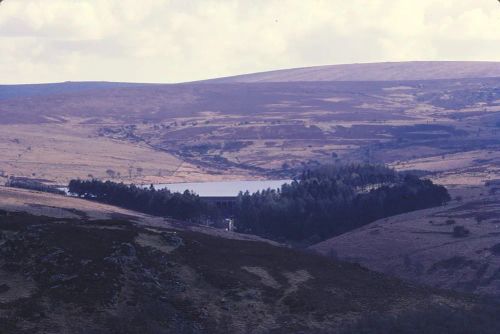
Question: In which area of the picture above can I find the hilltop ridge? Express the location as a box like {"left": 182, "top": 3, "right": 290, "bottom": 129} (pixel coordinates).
{"left": 206, "top": 61, "right": 500, "bottom": 83}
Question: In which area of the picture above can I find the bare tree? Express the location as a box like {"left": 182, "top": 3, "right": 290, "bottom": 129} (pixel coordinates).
{"left": 106, "top": 169, "right": 116, "bottom": 179}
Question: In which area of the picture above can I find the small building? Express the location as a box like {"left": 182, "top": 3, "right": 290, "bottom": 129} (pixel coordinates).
{"left": 200, "top": 196, "right": 237, "bottom": 210}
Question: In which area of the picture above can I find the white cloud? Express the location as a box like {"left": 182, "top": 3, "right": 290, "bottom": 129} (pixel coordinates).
{"left": 0, "top": 0, "right": 499, "bottom": 83}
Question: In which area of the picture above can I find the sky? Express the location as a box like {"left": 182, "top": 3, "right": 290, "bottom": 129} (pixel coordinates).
{"left": 0, "top": 0, "right": 499, "bottom": 84}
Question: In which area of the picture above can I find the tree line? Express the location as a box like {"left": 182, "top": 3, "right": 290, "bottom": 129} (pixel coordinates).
{"left": 68, "top": 164, "right": 450, "bottom": 243}
{"left": 7, "top": 177, "right": 65, "bottom": 195}
{"left": 68, "top": 180, "right": 218, "bottom": 221}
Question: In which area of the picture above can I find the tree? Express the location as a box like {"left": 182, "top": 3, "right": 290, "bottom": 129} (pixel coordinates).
{"left": 106, "top": 169, "right": 116, "bottom": 178}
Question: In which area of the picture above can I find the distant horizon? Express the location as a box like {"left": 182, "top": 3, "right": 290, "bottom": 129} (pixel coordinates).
{"left": 2, "top": 60, "right": 500, "bottom": 86}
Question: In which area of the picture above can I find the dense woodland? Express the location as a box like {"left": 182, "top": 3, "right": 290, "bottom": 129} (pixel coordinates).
{"left": 234, "top": 164, "right": 450, "bottom": 241}
{"left": 68, "top": 164, "right": 450, "bottom": 242}
{"left": 68, "top": 180, "right": 215, "bottom": 221}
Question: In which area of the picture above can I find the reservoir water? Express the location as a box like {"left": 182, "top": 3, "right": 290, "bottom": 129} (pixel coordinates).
{"left": 62, "top": 179, "right": 292, "bottom": 197}
{"left": 149, "top": 179, "right": 292, "bottom": 197}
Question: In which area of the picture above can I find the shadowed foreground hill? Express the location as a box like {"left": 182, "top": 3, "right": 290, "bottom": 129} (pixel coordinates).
{"left": 2, "top": 201, "right": 500, "bottom": 333}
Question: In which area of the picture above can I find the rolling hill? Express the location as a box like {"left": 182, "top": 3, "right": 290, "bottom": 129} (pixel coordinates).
{"left": 207, "top": 61, "right": 500, "bottom": 83}
{"left": 0, "top": 61, "right": 499, "bottom": 186}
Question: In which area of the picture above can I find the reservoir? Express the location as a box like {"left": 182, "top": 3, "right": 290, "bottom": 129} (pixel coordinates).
{"left": 149, "top": 179, "right": 292, "bottom": 197}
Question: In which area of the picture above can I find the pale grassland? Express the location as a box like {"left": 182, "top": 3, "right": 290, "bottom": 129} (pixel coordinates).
{"left": 391, "top": 150, "right": 500, "bottom": 186}
{"left": 0, "top": 185, "right": 147, "bottom": 220}
{"left": 0, "top": 119, "right": 238, "bottom": 185}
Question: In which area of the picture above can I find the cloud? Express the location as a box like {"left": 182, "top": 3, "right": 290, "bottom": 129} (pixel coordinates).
{"left": 0, "top": 0, "right": 499, "bottom": 83}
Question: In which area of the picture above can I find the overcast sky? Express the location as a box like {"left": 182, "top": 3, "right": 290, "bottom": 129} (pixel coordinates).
{"left": 0, "top": 0, "right": 499, "bottom": 84}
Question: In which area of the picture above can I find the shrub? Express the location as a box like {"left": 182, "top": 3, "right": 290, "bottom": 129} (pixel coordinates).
{"left": 453, "top": 225, "right": 470, "bottom": 238}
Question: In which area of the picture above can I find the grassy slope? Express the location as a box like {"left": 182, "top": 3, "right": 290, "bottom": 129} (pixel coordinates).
{"left": 310, "top": 186, "right": 500, "bottom": 299}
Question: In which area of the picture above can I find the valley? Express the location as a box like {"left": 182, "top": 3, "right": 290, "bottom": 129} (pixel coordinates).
{"left": 2, "top": 61, "right": 500, "bottom": 333}
{"left": 2, "top": 0, "right": 500, "bottom": 330}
